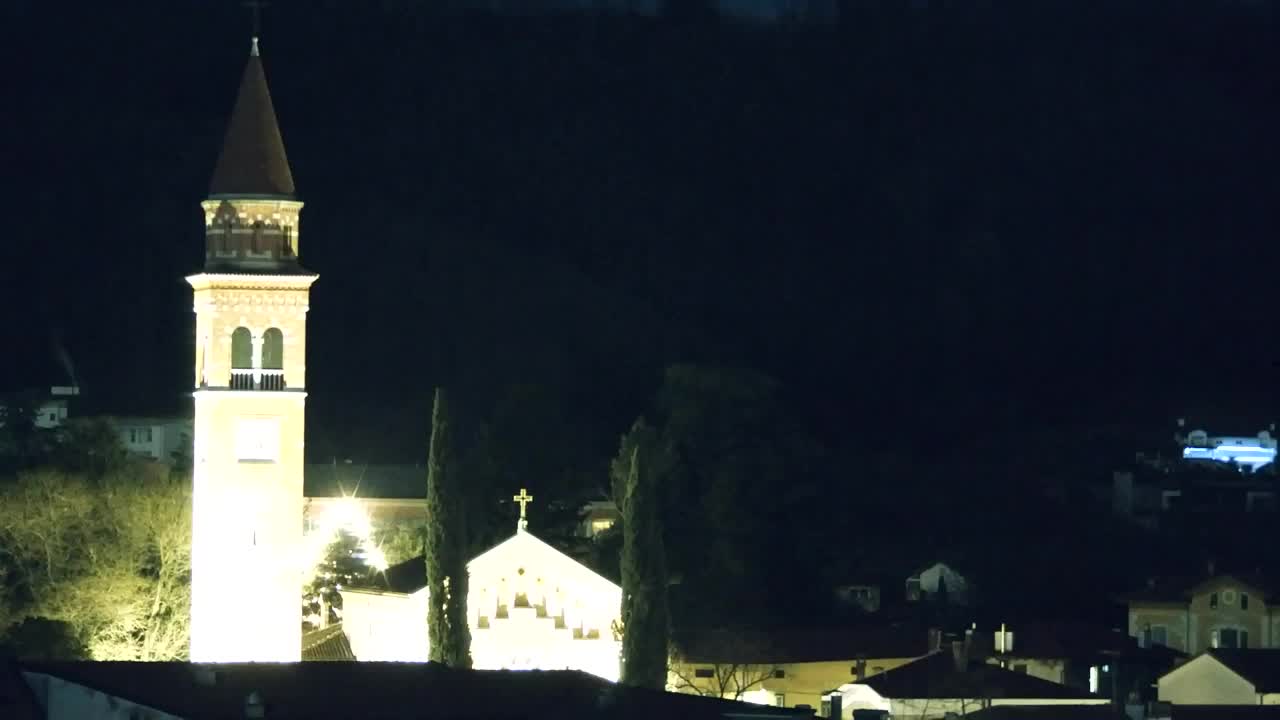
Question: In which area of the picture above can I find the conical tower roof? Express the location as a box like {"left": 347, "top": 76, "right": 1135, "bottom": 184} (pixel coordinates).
{"left": 209, "top": 38, "right": 295, "bottom": 198}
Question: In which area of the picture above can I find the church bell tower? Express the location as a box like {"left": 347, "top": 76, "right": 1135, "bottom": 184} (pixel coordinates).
{"left": 188, "top": 35, "right": 315, "bottom": 662}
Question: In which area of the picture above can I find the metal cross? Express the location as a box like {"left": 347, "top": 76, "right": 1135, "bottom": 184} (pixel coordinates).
{"left": 513, "top": 488, "right": 534, "bottom": 520}
{"left": 242, "top": 0, "right": 270, "bottom": 37}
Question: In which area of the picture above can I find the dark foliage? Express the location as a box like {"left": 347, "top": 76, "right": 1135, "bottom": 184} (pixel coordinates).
{"left": 425, "top": 388, "right": 472, "bottom": 668}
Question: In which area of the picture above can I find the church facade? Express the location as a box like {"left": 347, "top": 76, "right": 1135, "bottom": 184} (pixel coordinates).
{"left": 188, "top": 36, "right": 315, "bottom": 662}
{"left": 341, "top": 495, "right": 623, "bottom": 681}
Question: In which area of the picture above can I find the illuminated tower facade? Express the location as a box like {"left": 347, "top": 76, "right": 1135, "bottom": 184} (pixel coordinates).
{"left": 188, "top": 36, "right": 315, "bottom": 662}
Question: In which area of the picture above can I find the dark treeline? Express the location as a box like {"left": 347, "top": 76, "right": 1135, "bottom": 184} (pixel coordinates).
{"left": 2, "top": 1, "right": 1276, "bottom": 626}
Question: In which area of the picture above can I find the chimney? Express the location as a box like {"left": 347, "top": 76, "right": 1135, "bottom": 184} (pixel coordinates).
{"left": 951, "top": 640, "right": 968, "bottom": 673}
{"left": 826, "top": 690, "right": 843, "bottom": 720}
{"left": 927, "top": 627, "right": 943, "bottom": 652}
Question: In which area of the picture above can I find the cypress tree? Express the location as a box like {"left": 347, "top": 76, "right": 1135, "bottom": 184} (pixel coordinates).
{"left": 425, "top": 387, "right": 471, "bottom": 668}
{"left": 619, "top": 419, "right": 670, "bottom": 689}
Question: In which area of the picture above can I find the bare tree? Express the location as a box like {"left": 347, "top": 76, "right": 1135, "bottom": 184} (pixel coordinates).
{"left": 0, "top": 466, "right": 191, "bottom": 660}
{"left": 667, "top": 633, "right": 782, "bottom": 701}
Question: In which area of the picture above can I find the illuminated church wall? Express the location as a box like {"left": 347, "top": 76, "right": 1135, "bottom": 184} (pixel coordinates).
{"left": 340, "top": 528, "right": 622, "bottom": 681}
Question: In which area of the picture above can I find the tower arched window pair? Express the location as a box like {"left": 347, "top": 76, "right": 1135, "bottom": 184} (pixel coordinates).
{"left": 230, "top": 327, "right": 284, "bottom": 390}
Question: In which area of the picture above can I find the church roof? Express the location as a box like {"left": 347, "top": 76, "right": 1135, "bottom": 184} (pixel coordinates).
{"left": 301, "top": 625, "right": 356, "bottom": 661}
{"left": 208, "top": 38, "right": 295, "bottom": 198}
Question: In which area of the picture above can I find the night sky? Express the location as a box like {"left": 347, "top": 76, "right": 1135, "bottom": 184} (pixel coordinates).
{"left": 2, "top": 0, "right": 1277, "bottom": 468}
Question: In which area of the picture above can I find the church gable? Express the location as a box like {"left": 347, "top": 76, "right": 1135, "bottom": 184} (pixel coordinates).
{"left": 340, "top": 527, "right": 623, "bottom": 679}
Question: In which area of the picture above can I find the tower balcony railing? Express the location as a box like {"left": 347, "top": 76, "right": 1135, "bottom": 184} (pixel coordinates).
{"left": 229, "top": 368, "right": 286, "bottom": 391}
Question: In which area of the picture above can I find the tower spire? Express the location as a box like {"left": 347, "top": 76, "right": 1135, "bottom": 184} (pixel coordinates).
{"left": 209, "top": 3, "right": 293, "bottom": 199}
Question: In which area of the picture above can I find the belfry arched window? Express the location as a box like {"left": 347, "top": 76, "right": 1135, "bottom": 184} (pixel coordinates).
{"left": 230, "top": 327, "right": 253, "bottom": 389}
{"left": 262, "top": 328, "right": 284, "bottom": 370}
{"left": 231, "top": 327, "right": 253, "bottom": 368}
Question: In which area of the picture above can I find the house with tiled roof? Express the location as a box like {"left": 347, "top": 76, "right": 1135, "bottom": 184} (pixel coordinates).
{"left": 9, "top": 661, "right": 814, "bottom": 719}
{"left": 962, "top": 706, "right": 1130, "bottom": 720}
{"left": 1157, "top": 648, "right": 1280, "bottom": 705}
{"left": 1123, "top": 574, "right": 1280, "bottom": 654}
{"left": 836, "top": 643, "right": 1109, "bottom": 719}
{"left": 669, "top": 622, "right": 938, "bottom": 710}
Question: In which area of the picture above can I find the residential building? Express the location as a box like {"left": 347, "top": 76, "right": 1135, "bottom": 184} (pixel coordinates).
{"left": 581, "top": 499, "right": 619, "bottom": 538}
{"left": 1125, "top": 575, "right": 1280, "bottom": 654}
{"left": 669, "top": 623, "right": 938, "bottom": 710}
{"left": 0, "top": 386, "right": 78, "bottom": 430}
{"left": 837, "top": 645, "right": 1109, "bottom": 719}
{"left": 906, "top": 562, "right": 972, "bottom": 606}
{"left": 1157, "top": 648, "right": 1280, "bottom": 705}
{"left": 104, "top": 416, "right": 193, "bottom": 463}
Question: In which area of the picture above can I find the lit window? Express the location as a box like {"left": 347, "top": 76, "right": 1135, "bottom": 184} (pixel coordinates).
{"left": 590, "top": 519, "right": 615, "bottom": 535}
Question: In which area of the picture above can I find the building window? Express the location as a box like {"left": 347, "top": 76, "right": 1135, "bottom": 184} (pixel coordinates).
{"left": 262, "top": 327, "right": 284, "bottom": 370}
{"left": 231, "top": 327, "right": 253, "bottom": 369}
{"left": 1150, "top": 625, "right": 1168, "bottom": 647}
{"left": 773, "top": 669, "right": 786, "bottom": 679}
{"left": 1213, "top": 628, "right": 1248, "bottom": 648}
{"left": 1242, "top": 593, "right": 1249, "bottom": 610}
{"left": 775, "top": 694, "right": 786, "bottom": 707}
{"left": 1014, "top": 664, "right": 1029, "bottom": 674}
{"left": 694, "top": 668, "right": 714, "bottom": 679}
{"left": 129, "top": 427, "right": 153, "bottom": 444}
{"left": 1210, "top": 592, "right": 1219, "bottom": 609}
{"left": 1223, "top": 590, "right": 1237, "bottom": 606}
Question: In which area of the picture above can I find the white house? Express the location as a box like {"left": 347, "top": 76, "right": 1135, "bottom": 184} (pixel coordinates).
{"left": 1158, "top": 649, "right": 1280, "bottom": 705}
{"left": 106, "top": 416, "right": 193, "bottom": 463}
{"left": 0, "top": 386, "right": 78, "bottom": 430}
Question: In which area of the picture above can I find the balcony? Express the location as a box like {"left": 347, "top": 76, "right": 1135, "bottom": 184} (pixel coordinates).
{"left": 229, "top": 368, "right": 286, "bottom": 391}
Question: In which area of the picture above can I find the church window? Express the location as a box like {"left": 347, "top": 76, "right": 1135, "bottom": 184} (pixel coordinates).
{"left": 231, "top": 327, "right": 253, "bottom": 369}
{"left": 695, "top": 668, "right": 714, "bottom": 678}
{"left": 262, "top": 328, "right": 284, "bottom": 370}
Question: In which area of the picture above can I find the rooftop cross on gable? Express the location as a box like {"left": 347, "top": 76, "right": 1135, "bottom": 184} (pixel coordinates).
{"left": 513, "top": 488, "right": 533, "bottom": 532}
